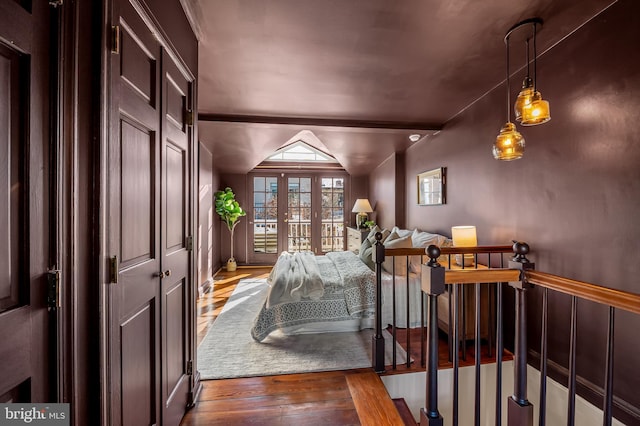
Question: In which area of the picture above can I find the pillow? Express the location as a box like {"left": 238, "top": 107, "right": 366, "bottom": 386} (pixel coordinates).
{"left": 382, "top": 233, "right": 413, "bottom": 276}
{"left": 391, "top": 226, "right": 413, "bottom": 239}
{"left": 358, "top": 237, "right": 374, "bottom": 269}
{"left": 410, "top": 229, "right": 449, "bottom": 273}
{"left": 367, "top": 226, "right": 391, "bottom": 245}
{"left": 360, "top": 227, "right": 391, "bottom": 270}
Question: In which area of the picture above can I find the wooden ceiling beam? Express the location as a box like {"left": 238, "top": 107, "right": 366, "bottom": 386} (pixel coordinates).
{"left": 198, "top": 113, "right": 443, "bottom": 132}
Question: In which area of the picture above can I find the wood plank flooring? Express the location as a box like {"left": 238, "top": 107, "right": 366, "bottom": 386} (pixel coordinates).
{"left": 185, "top": 267, "right": 510, "bottom": 425}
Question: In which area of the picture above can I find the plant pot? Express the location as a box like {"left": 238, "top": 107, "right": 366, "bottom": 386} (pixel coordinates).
{"left": 226, "top": 259, "right": 237, "bottom": 272}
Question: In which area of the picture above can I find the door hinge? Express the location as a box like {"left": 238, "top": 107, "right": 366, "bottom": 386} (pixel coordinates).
{"left": 47, "top": 269, "right": 61, "bottom": 311}
{"left": 187, "top": 360, "right": 193, "bottom": 375}
{"left": 109, "top": 256, "right": 119, "bottom": 284}
{"left": 186, "top": 235, "right": 193, "bottom": 251}
{"left": 111, "top": 25, "right": 120, "bottom": 54}
{"left": 185, "top": 109, "right": 194, "bottom": 126}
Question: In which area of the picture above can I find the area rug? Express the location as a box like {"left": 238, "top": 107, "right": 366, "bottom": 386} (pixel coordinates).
{"left": 197, "top": 278, "right": 409, "bottom": 380}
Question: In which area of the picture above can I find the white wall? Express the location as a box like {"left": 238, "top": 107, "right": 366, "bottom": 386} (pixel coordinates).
{"left": 381, "top": 362, "right": 624, "bottom": 425}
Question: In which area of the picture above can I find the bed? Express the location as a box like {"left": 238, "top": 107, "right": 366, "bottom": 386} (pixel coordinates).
{"left": 250, "top": 226, "right": 449, "bottom": 342}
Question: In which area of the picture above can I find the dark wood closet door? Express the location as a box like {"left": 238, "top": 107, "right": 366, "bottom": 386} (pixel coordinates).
{"left": 0, "top": 1, "right": 52, "bottom": 402}
{"left": 160, "top": 49, "right": 193, "bottom": 426}
{"left": 108, "top": 1, "right": 162, "bottom": 424}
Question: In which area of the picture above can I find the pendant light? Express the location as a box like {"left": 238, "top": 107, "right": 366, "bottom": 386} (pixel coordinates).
{"left": 519, "top": 19, "right": 550, "bottom": 126}
{"left": 493, "top": 30, "right": 525, "bottom": 161}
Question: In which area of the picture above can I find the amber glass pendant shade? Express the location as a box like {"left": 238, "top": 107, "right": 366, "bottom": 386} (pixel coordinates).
{"left": 521, "top": 91, "right": 550, "bottom": 125}
{"left": 493, "top": 122, "right": 525, "bottom": 161}
{"left": 514, "top": 77, "right": 534, "bottom": 122}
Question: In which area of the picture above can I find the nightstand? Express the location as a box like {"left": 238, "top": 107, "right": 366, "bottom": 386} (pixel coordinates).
{"left": 346, "top": 227, "right": 369, "bottom": 253}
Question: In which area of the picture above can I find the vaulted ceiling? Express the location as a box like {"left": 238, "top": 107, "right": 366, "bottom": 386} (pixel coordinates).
{"left": 190, "top": 0, "right": 615, "bottom": 175}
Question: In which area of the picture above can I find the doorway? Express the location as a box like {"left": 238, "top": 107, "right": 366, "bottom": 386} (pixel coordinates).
{"left": 248, "top": 172, "right": 348, "bottom": 264}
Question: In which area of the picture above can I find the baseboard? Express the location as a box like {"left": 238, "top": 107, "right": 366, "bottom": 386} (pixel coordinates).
{"left": 198, "top": 278, "right": 213, "bottom": 298}
{"left": 528, "top": 349, "right": 640, "bottom": 424}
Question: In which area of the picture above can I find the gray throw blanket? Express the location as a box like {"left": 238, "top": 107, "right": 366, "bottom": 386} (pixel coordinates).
{"left": 266, "top": 251, "right": 324, "bottom": 308}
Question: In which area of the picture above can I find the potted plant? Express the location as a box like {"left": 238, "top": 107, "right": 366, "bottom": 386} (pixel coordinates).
{"left": 214, "top": 187, "right": 246, "bottom": 271}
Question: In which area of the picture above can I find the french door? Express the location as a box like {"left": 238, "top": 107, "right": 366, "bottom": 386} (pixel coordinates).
{"left": 248, "top": 173, "right": 347, "bottom": 264}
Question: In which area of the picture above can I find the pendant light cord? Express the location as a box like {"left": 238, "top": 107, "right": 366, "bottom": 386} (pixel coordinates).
{"left": 506, "top": 35, "right": 511, "bottom": 122}
{"left": 533, "top": 22, "right": 537, "bottom": 92}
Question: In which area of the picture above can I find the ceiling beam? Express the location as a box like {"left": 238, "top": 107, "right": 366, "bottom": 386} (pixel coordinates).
{"left": 198, "top": 113, "right": 444, "bottom": 131}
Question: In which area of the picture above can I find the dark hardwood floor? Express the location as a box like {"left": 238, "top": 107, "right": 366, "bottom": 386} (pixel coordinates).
{"left": 185, "top": 266, "right": 509, "bottom": 425}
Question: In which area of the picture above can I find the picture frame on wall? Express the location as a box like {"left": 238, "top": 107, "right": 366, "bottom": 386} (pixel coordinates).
{"left": 417, "top": 167, "right": 446, "bottom": 205}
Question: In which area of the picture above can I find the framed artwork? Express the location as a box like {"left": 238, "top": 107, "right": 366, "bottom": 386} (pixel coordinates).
{"left": 417, "top": 167, "right": 446, "bottom": 205}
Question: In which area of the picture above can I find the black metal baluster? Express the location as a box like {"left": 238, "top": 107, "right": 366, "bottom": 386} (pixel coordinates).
{"left": 392, "top": 270, "right": 397, "bottom": 369}
{"left": 453, "top": 284, "right": 460, "bottom": 426}
{"left": 474, "top": 282, "right": 481, "bottom": 426}
{"left": 448, "top": 284, "right": 453, "bottom": 362}
{"left": 567, "top": 296, "right": 577, "bottom": 426}
{"left": 448, "top": 255, "right": 454, "bottom": 362}
{"left": 539, "top": 288, "right": 548, "bottom": 426}
{"left": 496, "top": 281, "right": 503, "bottom": 426}
{"left": 496, "top": 253, "right": 505, "bottom": 426}
{"left": 603, "top": 306, "right": 615, "bottom": 426}
{"left": 488, "top": 253, "right": 494, "bottom": 358}
{"left": 406, "top": 257, "right": 411, "bottom": 368}
{"left": 422, "top": 286, "right": 427, "bottom": 368}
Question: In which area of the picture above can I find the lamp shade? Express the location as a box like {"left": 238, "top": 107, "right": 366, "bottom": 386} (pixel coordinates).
{"left": 452, "top": 225, "right": 477, "bottom": 266}
{"left": 514, "top": 77, "right": 534, "bottom": 122}
{"left": 521, "top": 91, "right": 551, "bottom": 125}
{"left": 452, "top": 226, "right": 477, "bottom": 247}
{"left": 493, "top": 122, "right": 525, "bottom": 161}
{"left": 351, "top": 199, "right": 373, "bottom": 213}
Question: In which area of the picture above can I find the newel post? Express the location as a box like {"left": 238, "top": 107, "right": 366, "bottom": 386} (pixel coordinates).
{"left": 420, "top": 245, "right": 445, "bottom": 426}
{"left": 372, "top": 232, "right": 386, "bottom": 373}
{"left": 507, "top": 241, "right": 535, "bottom": 426}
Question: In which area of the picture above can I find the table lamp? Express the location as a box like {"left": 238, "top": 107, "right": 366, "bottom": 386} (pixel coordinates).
{"left": 352, "top": 199, "right": 373, "bottom": 229}
{"left": 451, "top": 225, "right": 477, "bottom": 266}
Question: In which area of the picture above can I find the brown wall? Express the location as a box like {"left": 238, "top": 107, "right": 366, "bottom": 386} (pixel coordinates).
{"left": 374, "top": 0, "right": 640, "bottom": 420}
{"left": 370, "top": 153, "right": 406, "bottom": 229}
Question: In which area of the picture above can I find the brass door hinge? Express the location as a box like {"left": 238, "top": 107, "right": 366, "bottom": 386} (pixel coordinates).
{"left": 185, "top": 109, "right": 194, "bottom": 126}
{"left": 109, "top": 256, "right": 119, "bottom": 284}
{"left": 111, "top": 25, "right": 120, "bottom": 54}
{"left": 47, "top": 269, "right": 61, "bottom": 311}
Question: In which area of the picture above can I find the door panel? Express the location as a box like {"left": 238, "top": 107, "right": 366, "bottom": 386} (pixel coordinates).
{"left": 109, "top": 1, "right": 161, "bottom": 424}
{"left": 121, "top": 303, "right": 155, "bottom": 426}
{"left": 161, "top": 49, "right": 192, "bottom": 426}
{"left": 120, "top": 119, "right": 155, "bottom": 266}
{"left": 0, "top": 0, "right": 51, "bottom": 402}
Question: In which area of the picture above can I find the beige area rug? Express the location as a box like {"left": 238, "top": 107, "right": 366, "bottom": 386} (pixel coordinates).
{"left": 197, "top": 278, "right": 409, "bottom": 380}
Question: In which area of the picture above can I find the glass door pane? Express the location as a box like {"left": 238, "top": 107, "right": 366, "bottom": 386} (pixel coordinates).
{"left": 287, "top": 177, "right": 312, "bottom": 252}
{"left": 320, "top": 177, "right": 345, "bottom": 253}
{"left": 252, "top": 176, "right": 278, "bottom": 254}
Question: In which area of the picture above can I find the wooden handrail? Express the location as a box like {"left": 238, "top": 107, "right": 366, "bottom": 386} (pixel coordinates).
{"left": 383, "top": 245, "right": 514, "bottom": 257}
{"left": 445, "top": 269, "right": 521, "bottom": 284}
{"left": 525, "top": 270, "right": 640, "bottom": 315}
{"left": 439, "top": 245, "right": 514, "bottom": 255}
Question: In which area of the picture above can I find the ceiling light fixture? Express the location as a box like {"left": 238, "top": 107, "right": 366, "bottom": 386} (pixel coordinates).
{"left": 513, "top": 18, "right": 551, "bottom": 126}
{"left": 493, "top": 23, "right": 525, "bottom": 161}
{"left": 409, "top": 134, "right": 421, "bottom": 142}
